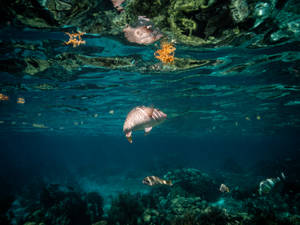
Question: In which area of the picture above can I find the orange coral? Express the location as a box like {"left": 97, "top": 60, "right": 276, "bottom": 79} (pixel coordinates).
{"left": 0, "top": 93, "right": 9, "bottom": 101}
{"left": 65, "top": 31, "right": 86, "bottom": 47}
{"left": 154, "top": 41, "right": 176, "bottom": 64}
{"left": 17, "top": 97, "right": 25, "bottom": 104}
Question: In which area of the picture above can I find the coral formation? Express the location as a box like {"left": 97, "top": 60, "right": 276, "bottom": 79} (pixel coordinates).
{"left": 164, "top": 168, "right": 220, "bottom": 201}
{"left": 21, "top": 184, "right": 104, "bottom": 225}
{"left": 107, "top": 192, "right": 144, "bottom": 225}
{"left": 3, "top": 165, "right": 300, "bottom": 225}
{"left": 0, "top": 93, "right": 9, "bottom": 101}
{"left": 154, "top": 41, "right": 176, "bottom": 64}
{"left": 65, "top": 31, "right": 86, "bottom": 47}
{"left": 17, "top": 97, "right": 25, "bottom": 104}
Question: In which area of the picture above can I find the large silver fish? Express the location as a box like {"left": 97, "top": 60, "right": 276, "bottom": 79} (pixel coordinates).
{"left": 123, "top": 106, "right": 167, "bottom": 143}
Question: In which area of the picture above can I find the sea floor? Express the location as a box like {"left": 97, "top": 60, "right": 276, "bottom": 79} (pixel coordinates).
{"left": 1, "top": 158, "right": 299, "bottom": 225}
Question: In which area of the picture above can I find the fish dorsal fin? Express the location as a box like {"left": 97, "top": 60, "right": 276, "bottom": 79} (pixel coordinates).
{"left": 144, "top": 127, "right": 152, "bottom": 135}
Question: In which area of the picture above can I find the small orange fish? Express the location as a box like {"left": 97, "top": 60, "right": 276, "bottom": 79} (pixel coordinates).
{"left": 142, "top": 176, "right": 172, "bottom": 186}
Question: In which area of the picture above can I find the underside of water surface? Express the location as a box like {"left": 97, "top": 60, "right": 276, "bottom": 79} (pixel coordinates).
{"left": 0, "top": 0, "right": 300, "bottom": 225}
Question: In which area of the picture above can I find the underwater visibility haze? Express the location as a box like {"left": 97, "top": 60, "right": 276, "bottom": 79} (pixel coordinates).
{"left": 0, "top": 0, "right": 300, "bottom": 224}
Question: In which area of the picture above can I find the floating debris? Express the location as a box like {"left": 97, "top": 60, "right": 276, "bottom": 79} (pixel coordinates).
{"left": 94, "top": 113, "right": 99, "bottom": 118}
{"left": 245, "top": 116, "right": 250, "bottom": 121}
{"left": 34, "top": 83, "right": 54, "bottom": 90}
{"left": 219, "top": 184, "right": 230, "bottom": 193}
{"left": 154, "top": 41, "right": 176, "bottom": 64}
{"left": 32, "top": 123, "right": 47, "bottom": 129}
{"left": 258, "top": 172, "right": 286, "bottom": 195}
{"left": 123, "top": 106, "right": 167, "bottom": 143}
{"left": 256, "top": 115, "right": 261, "bottom": 120}
{"left": 0, "top": 121, "right": 4, "bottom": 124}
{"left": 142, "top": 176, "right": 173, "bottom": 186}
{"left": 0, "top": 93, "right": 9, "bottom": 101}
{"left": 65, "top": 31, "right": 86, "bottom": 47}
{"left": 109, "top": 110, "right": 114, "bottom": 115}
{"left": 17, "top": 97, "right": 25, "bottom": 104}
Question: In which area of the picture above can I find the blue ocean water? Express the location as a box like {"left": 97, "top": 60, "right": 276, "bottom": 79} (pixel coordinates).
{"left": 0, "top": 23, "right": 300, "bottom": 224}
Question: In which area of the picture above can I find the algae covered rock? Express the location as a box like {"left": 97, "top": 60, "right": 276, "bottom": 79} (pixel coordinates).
{"left": 1, "top": 0, "right": 118, "bottom": 34}
{"left": 161, "top": 195, "right": 204, "bottom": 217}
{"left": 142, "top": 208, "right": 160, "bottom": 224}
{"left": 86, "top": 192, "right": 104, "bottom": 224}
{"left": 1, "top": 0, "right": 297, "bottom": 46}
{"left": 164, "top": 168, "right": 220, "bottom": 201}
{"left": 107, "top": 192, "right": 144, "bottom": 225}
{"left": 39, "top": 184, "right": 91, "bottom": 225}
{"left": 21, "top": 184, "right": 104, "bottom": 225}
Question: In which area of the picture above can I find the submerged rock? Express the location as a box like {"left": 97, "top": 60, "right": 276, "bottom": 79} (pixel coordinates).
{"left": 164, "top": 168, "right": 220, "bottom": 201}
{"left": 160, "top": 195, "right": 204, "bottom": 220}
{"left": 107, "top": 192, "right": 144, "bottom": 225}
{"left": 20, "top": 184, "right": 104, "bottom": 225}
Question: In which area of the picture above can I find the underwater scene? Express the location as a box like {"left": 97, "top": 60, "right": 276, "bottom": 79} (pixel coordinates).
{"left": 1, "top": 0, "right": 300, "bottom": 224}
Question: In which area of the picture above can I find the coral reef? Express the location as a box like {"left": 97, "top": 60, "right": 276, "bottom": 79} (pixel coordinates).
{"left": 0, "top": 160, "right": 300, "bottom": 225}
{"left": 21, "top": 184, "right": 104, "bottom": 225}
{"left": 2, "top": 165, "right": 299, "bottom": 225}
{"left": 107, "top": 192, "right": 144, "bottom": 225}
